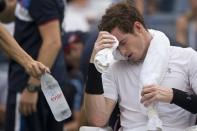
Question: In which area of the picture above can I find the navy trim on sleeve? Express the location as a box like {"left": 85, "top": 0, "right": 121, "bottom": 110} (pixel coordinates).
{"left": 29, "top": 0, "right": 63, "bottom": 25}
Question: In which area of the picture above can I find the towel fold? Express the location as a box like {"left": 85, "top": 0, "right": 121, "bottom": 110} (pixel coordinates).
{"left": 140, "top": 29, "right": 170, "bottom": 131}
{"left": 185, "top": 126, "right": 197, "bottom": 131}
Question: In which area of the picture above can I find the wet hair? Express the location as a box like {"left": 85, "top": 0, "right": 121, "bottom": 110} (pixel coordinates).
{"left": 98, "top": 1, "right": 147, "bottom": 33}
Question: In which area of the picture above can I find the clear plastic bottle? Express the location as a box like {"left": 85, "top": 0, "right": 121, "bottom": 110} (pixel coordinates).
{"left": 41, "top": 73, "right": 71, "bottom": 121}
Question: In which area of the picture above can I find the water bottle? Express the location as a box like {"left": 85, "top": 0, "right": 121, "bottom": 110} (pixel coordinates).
{"left": 41, "top": 73, "right": 71, "bottom": 121}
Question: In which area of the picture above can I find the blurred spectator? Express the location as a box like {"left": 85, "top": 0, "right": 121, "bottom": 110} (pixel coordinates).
{"left": 63, "top": 31, "right": 86, "bottom": 131}
{"left": 112, "top": 0, "right": 144, "bottom": 14}
{"left": 5, "top": 0, "right": 68, "bottom": 131}
{"left": 145, "top": 0, "right": 158, "bottom": 15}
{"left": 63, "top": 0, "right": 90, "bottom": 32}
{"left": 0, "top": 62, "right": 8, "bottom": 130}
{"left": 176, "top": 0, "right": 197, "bottom": 49}
{"left": 173, "top": 0, "right": 190, "bottom": 15}
{"left": 158, "top": 0, "right": 175, "bottom": 13}
{"left": 145, "top": 0, "right": 175, "bottom": 15}
{"left": 134, "top": 0, "right": 144, "bottom": 15}
{"left": 0, "top": 0, "right": 16, "bottom": 23}
{"left": 64, "top": 32, "right": 85, "bottom": 72}
{"left": 79, "top": 30, "right": 97, "bottom": 81}
{"left": 62, "top": 0, "right": 112, "bottom": 32}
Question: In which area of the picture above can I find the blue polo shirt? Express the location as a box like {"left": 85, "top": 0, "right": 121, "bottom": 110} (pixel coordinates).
{"left": 8, "top": 0, "right": 67, "bottom": 92}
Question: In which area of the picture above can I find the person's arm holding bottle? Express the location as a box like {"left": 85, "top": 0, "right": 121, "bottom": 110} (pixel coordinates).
{"left": 0, "top": 23, "right": 49, "bottom": 78}
{"left": 19, "top": 18, "right": 62, "bottom": 116}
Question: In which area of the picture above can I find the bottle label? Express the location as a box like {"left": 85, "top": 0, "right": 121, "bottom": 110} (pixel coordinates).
{"left": 41, "top": 73, "right": 72, "bottom": 121}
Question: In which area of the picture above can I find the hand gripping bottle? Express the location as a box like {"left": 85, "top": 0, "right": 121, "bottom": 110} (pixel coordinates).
{"left": 41, "top": 73, "right": 71, "bottom": 121}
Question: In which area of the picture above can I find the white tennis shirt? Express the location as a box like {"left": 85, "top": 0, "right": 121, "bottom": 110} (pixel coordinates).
{"left": 102, "top": 47, "right": 197, "bottom": 131}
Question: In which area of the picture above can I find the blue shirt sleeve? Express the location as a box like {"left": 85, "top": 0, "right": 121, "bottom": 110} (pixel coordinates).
{"left": 28, "top": 0, "right": 64, "bottom": 25}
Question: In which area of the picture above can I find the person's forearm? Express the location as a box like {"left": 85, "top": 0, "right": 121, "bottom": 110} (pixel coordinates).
{"left": 85, "top": 63, "right": 112, "bottom": 127}
{"left": 35, "top": 20, "right": 61, "bottom": 70}
{"left": 171, "top": 88, "right": 197, "bottom": 114}
{"left": 28, "top": 20, "right": 61, "bottom": 84}
{"left": 36, "top": 40, "right": 60, "bottom": 69}
{"left": 0, "top": 23, "right": 34, "bottom": 66}
{"left": 85, "top": 93, "right": 109, "bottom": 127}
{"left": 28, "top": 39, "right": 61, "bottom": 84}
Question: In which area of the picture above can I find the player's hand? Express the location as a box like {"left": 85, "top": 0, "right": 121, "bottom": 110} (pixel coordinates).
{"left": 25, "top": 60, "right": 50, "bottom": 78}
{"left": 90, "top": 31, "right": 115, "bottom": 63}
{"left": 140, "top": 85, "right": 173, "bottom": 106}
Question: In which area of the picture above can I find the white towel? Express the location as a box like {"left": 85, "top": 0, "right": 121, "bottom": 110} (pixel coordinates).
{"left": 140, "top": 29, "right": 170, "bottom": 131}
{"left": 94, "top": 36, "right": 123, "bottom": 73}
{"left": 122, "top": 126, "right": 184, "bottom": 131}
{"left": 185, "top": 126, "right": 197, "bottom": 131}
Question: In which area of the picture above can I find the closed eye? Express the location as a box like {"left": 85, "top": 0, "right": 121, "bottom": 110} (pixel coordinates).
{"left": 118, "top": 42, "right": 126, "bottom": 48}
